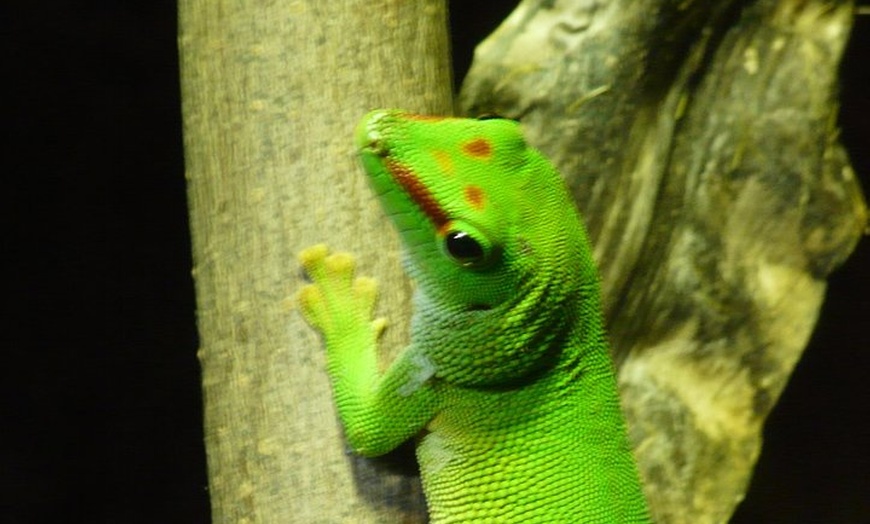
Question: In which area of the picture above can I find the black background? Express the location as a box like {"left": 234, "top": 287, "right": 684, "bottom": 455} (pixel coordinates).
{"left": 5, "top": 2, "right": 868, "bottom": 523}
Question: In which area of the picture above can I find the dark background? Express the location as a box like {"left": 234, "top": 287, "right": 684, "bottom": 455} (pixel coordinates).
{"left": 4, "top": 2, "right": 868, "bottom": 523}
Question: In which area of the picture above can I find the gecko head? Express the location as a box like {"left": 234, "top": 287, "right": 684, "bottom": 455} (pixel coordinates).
{"left": 356, "top": 110, "right": 601, "bottom": 386}
{"left": 357, "top": 111, "right": 524, "bottom": 303}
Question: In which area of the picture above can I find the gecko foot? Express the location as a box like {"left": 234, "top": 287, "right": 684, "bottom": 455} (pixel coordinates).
{"left": 297, "top": 244, "right": 385, "bottom": 339}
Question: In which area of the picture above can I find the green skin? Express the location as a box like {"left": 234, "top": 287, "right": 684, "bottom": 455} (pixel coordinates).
{"left": 298, "top": 110, "right": 650, "bottom": 523}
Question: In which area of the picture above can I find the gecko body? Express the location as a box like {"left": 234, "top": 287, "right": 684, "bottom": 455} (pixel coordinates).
{"left": 298, "top": 110, "right": 650, "bottom": 523}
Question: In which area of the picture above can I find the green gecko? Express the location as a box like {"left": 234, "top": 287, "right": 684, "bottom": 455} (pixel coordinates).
{"left": 297, "top": 110, "right": 650, "bottom": 523}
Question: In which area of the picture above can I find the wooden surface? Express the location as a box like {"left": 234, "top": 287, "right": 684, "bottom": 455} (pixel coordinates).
{"left": 179, "top": 1, "right": 450, "bottom": 521}
{"left": 461, "top": 1, "right": 867, "bottom": 522}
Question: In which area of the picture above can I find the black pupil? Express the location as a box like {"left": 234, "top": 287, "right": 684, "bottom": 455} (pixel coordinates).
{"left": 445, "top": 231, "right": 484, "bottom": 264}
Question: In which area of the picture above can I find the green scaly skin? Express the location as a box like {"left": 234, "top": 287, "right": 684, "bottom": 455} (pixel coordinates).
{"left": 298, "top": 110, "right": 650, "bottom": 523}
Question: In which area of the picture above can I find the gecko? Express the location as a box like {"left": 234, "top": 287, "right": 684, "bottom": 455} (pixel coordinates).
{"left": 297, "top": 110, "right": 650, "bottom": 523}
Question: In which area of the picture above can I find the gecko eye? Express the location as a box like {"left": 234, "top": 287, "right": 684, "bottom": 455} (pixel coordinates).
{"left": 440, "top": 220, "right": 498, "bottom": 268}
{"left": 442, "top": 227, "right": 500, "bottom": 269}
{"left": 445, "top": 231, "right": 484, "bottom": 265}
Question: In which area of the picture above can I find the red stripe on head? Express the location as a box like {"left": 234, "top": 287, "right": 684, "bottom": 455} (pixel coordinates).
{"left": 386, "top": 159, "right": 449, "bottom": 229}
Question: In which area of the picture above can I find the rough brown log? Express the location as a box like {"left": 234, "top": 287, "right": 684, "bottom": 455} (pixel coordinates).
{"left": 460, "top": 1, "right": 867, "bottom": 522}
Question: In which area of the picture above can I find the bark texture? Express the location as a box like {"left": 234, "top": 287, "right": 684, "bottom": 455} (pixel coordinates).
{"left": 179, "top": 1, "right": 450, "bottom": 522}
{"left": 460, "top": 1, "right": 867, "bottom": 522}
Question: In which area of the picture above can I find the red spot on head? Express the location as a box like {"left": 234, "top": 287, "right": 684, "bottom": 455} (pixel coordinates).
{"left": 462, "top": 138, "right": 492, "bottom": 159}
{"left": 464, "top": 185, "right": 486, "bottom": 211}
{"left": 385, "top": 159, "right": 449, "bottom": 228}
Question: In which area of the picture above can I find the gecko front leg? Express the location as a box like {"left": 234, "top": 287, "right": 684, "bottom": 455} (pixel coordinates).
{"left": 297, "top": 244, "right": 438, "bottom": 457}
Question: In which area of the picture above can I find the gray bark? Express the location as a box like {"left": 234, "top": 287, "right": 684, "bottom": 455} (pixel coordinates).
{"left": 179, "top": 1, "right": 450, "bottom": 521}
